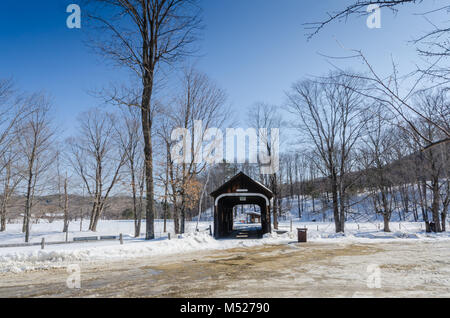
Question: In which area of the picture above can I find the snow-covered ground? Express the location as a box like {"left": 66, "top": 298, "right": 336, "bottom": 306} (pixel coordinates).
{"left": 0, "top": 220, "right": 289, "bottom": 273}
{"left": 1, "top": 219, "right": 450, "bottom": 273}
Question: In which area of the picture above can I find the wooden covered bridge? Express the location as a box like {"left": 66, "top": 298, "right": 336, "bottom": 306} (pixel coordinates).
{"left": 210, "top": 172, "right": 273, "bottom": 239}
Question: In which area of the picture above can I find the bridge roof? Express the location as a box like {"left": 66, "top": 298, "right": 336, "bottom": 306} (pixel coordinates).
{"left": 210, "top": 171, "right": 273, "bottom": 199}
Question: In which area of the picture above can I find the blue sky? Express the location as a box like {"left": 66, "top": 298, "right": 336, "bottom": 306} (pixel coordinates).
{"left": 0, "top": 0, "right": 444, "bottom": 136}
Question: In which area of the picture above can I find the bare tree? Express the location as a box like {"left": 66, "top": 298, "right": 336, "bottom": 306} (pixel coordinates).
{"left": 55, "top": 150, "right": 71, "bottom": 233}
{"left": 0, "top": 79, "right": 29, "bottom": 173}
{"left": 359, "top": 105, "right": 397, "bottom": 232}
{"left": 115, "top": 107, "right": 144, "bottom": 237}
{"left": 17, "top": 95, "right": 55, "bottom": 242}
{"left": 0, "top": 147, "right": 22, "bottom": 232}
{"left": 86, "top": 0, "right": 202, "bottom": 240}
{"left": 68, "top": 109, "right": 126, "bottom": 232}
{"left": 163, "top": 68, "right": 228, "bottom": 234}
{"left": 412, "top": 90, "right": 449, "bottom": 232}
{"left": 156, "top": 116, "right": 178, "bottom": 232}
{"left": 248, "top": 103, "right": 283, "bottom": 229}
{"left": 0, "top": 79, "right": 15, "bottom": 164}
{"left": 306, "top": 1, "right": 450, "bottom": 149}
{"left": 441, "top": 179, "right": 450, "bottom": 232}
{"left": 0, "top": 80, "right": 33, "bottom": 232}
{"left": 293, "top": 153, "right": 308, "bottom": 219}
{"left": 287, "top": 73, "right": 368, "bottom": 233}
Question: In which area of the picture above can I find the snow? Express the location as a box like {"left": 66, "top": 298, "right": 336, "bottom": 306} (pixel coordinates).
{"left": 0, "top": 219, "right": 212, "bottom": 245}
{"left": 0, "top": 220, "right": 293, "bottom": 273}
{"left": 0, "top": 232, "right": 291, "bottom": 273}
{"left": 1, "top": 219, "right": 450, "bottom": 273}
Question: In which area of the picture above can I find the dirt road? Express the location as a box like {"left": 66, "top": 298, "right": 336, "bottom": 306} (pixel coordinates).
{"left": 1, "top": 241, "right": 450, "bottom": 297}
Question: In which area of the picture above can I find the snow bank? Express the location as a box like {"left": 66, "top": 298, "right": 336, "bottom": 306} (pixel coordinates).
{"left": 307, "top": 228, "right": 450, "bottom": 243}
{"left": 0, "top": 232, "right": 293, "bottom": 273}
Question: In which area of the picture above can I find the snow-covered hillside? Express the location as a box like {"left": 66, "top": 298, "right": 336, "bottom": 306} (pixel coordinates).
{"left": 199, "top": 188, "right": 449, "bottom": 224}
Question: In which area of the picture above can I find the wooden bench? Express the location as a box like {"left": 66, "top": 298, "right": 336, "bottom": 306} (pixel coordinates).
{"left": 73, "top": 236, "right": 99, "bottom": 242}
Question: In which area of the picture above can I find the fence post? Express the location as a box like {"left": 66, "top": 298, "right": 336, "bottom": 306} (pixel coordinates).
{"left": 119, "top": 233, "right": 123, "bottom": 245}
{"left": 65, "top": 230, "right": 69, "bottom": 242}
{"left": 290, "top": 219, "right": 293, "bottom": 233}
{"left": 41, "top": 238, "right": 45, "bottom": 250}
{"left": 209, "top": 225, "right": 212, "bottom": 236}
{"left": 168, "top": 232, "right": 171, "bottom": 240}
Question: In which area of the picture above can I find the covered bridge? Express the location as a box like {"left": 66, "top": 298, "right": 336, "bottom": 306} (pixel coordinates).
{"left": 210, "top": 172, "right": 273, "bottom": 239}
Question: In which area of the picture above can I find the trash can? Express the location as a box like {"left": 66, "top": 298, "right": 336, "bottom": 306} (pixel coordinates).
{"left": 297, "top": 228, "right": 307, "bottom": 243}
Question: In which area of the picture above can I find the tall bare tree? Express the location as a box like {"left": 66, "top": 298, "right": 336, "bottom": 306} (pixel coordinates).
{"left": 287, "top": 73, "right": 368, "bottom": 233}
{"left": 86, "top": 0, "right": 202, "bottom": 239}
{"left": 0, "top": 79, "right": 22, "bottom": 231}
{"left": 163, "top": 68, "right": 228, "bottom": 233}
{"left": 0, "top": 147, "right": 22, "bottom": 232}
{"left": 68, "top": 109, "right": 126, "bottom": 232}
{"left": 0, "top": 79, "right": 15, "bottom": 162}
{"left": 248, "top": 103, "right": 283, "bottom": 230}
{"left": 116, "top": 107, "right": 144, "bottom": 237}
{"left": 17, "top": 95, "right": 55, "bottom": 242}
{"left": 411, "top": 89, "right": 449, "bottom": 232}
{"left": 359, "top": 105, "right": 397, "bottom": 232}
{"left": 55, "top": 150, "right": 71, "bottom": 233}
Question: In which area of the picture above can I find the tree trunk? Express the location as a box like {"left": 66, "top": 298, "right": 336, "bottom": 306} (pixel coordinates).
{"left": 24, "top": 162, "right": 35, "bottom": 242}
{"left": 338, "top": 187, "right": 346, "bottom": 233}
{"left": 383, "top": 213, "right": 391, "bottom": 232}
{"left": 141, "top": 78, "right": 155, "bottom": 240}
{"left": 180, "top": 203, "right": 186, "bottom": 234}
{"left": 0, "top": 198, "right": 6, "bottom": 232}
{"left": 381, "top": 189, "right": 391, "bottom": 232}
{"left": 431, "top": 176, "right": 442, "bottom": 232}
{"left": 174, "top": 207, "right": 180, "bottom": 234}
{"left": 422, "top": 179, "right": 429, "bottom": 221}
{"left": 130, "top": 163, "right": 140, "bottom": 238}
{"left": 89, "top": 198, "right": 98, "bottom": 231}
{"left": 417, "top": 181, "right": 428, "bottom": 222}
{"left": 90, "top": 204, "right": 103, "bottom": 232}
{"left": 0, "top": 163, "right": 11, "bottom": 232}
{"left": 331, "top": 172, "right": 341, "bottom": 233}
{"left": 63, "top": 178, "right": 69, "bottom": 233}
{"left": 441, "top": 211, "right": 447, "bottom": 232}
